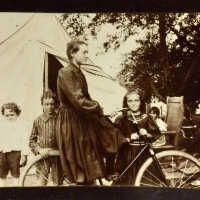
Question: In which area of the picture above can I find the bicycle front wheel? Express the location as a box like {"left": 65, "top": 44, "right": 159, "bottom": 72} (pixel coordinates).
{"left": 135, "top": 150, "right": 200, "bottom": 189}
{"left": 20, "top": 150, "right": 71, "bottom": 187}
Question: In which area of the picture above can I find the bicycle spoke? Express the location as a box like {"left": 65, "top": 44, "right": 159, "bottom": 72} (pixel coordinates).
{"left": 135, "top": 150, "right": 200, "bottom": 189}
{"left": 21, "top": 153, "right": 63, "bottom": 187}
{"left": 179, "top": 171, "right": 200, "bottom": 188}
{"left": 174, "top": 157, "right": 200, "bottom": 188}
{"left": 36, "top": 161, "right": 49, "bottom": 183}
{"left": 159, "top": 155, "right": 199, "bottom": 188}
{"left": 143, "top": 169, "right": 167, "bottom": 187}
{"left": 169, "top": 156, "right": 176, "bottom": 187}
{"left": 167, "top": 156, "right": 181, "bottom": 187}
{"left": 177, "top": 159, "right": 189, "bottom": 188}
{"left": 141, "top": 174, "right": 163, "bottom": 187}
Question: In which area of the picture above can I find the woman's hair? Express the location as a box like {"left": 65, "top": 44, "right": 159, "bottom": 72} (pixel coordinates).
{"left": 66, "top": 40, "right": 87, "bottom": 60}
{"left": 122, "top": 88, "right": 146, "bottom": 115}
{"left": 1, "top": 102, "right": 21, "bottom": 116}
{"left": 41, "top": 89, "right": 58, "bottom": 105}
{"left": 149, "top": 106, "right": 160, "bottom": 116}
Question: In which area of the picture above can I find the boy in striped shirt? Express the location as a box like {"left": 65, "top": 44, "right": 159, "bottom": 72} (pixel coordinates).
{"left": 29, "top": 90, "right": 63, "bottom": 186}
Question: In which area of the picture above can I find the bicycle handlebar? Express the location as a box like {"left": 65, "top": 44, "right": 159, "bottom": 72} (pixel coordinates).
{"left": 105, "top": 108, "right": 130, "bottom": 117}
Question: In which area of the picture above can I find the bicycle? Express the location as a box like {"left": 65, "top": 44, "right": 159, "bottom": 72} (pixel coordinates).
{"left": 20, "top": 109, "right": 200, "bottom": 188}
{"left": 112, "top": 136, "right": 200, "bottom": 188}
{"left": 112, "top": 109, "right": 200, "bottom": 188}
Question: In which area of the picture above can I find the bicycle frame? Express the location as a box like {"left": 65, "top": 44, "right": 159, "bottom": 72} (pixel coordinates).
{"left": 113, "top": 141, "right": 169, "bottom": 186}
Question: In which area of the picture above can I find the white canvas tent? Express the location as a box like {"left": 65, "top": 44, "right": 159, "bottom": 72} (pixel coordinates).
{"left": 0, "top": 13, "right": 126, "bottom": 126}
{"left": 0, "top": 13, "right": 69, "bottom": 122}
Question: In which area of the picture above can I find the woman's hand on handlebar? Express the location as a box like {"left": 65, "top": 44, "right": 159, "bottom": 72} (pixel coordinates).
{"left": 130, "top": 133, "right": 140, "bottom": 140}
{"left": 109, "top": 110, "right": 121, "bottom": 118}
{"left": 106, "top": 108, "right": 130, "bottom": 118}
{"left": 139, "top": 128, "right": 152, "bottom": 138}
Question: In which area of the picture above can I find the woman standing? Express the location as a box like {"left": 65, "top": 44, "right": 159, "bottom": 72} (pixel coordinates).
{"left": 56, "top": 40, "right": 127, "bottom": 184}
{"left": 114, "top": 89, "right": 161, "bottom": 185}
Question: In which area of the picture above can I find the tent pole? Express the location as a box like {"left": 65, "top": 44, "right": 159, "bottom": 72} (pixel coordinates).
{"left": 45, "top": 52, "right": 49, "bottom": 92}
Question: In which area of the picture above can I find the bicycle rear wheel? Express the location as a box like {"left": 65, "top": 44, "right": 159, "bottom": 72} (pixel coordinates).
{"left": 20, "top": 150, "right": 71, "bottom": 186}
{"left": 135, "top": 150, "right": 200, "bottom": 189}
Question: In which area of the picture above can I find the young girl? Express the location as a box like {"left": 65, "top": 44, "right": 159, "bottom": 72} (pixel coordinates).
{"left": 149, "top": 106, "right": 167, "bottom": 147}
{"left": 114, "top": 89, "right": 161, "bottom": 185}
{"left": 0, "top": 103, "right": 28, "bottom": 186}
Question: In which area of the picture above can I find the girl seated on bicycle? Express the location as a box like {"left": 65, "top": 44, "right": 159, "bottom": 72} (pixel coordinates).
{"left": 113, "top": 88, "right": 161, "bottom": 185}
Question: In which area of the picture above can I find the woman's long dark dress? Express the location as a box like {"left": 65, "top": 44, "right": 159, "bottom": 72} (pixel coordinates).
{"left": 56, "top": 63, "right": 127, "bottom": 183}
{"left": 114, "top": 113, "right": 160, "bottom": 185}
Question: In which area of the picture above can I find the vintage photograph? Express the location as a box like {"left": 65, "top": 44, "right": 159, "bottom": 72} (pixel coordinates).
{"left": 0, "top": 12, "right": 200, "bottom": 189}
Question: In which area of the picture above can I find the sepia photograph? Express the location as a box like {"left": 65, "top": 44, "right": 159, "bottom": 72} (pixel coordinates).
{"left": 0, "top": 12, "right": 200, "bottom": 190}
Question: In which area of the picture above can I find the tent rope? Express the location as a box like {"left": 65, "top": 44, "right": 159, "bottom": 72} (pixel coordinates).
{"left": 0, "top": 14, "right": 35, "bottom": 46}
{"left": 81, "top": 64, "right": 116, "bottom": 81}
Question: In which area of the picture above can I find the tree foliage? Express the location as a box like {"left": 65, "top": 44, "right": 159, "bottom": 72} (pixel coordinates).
{"left": 59, "top": 12, "right": 200, "bottom": 104}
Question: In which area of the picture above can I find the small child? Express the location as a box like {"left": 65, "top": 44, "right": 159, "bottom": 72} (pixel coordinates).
{"left": 149, "top": 106, "right": 167, "bottom": 147}
{"left": 0, "top": 102, "right": 28, "bottom": 186}
{"left": 29, "top": 90, "right": 63, "bottom": 186}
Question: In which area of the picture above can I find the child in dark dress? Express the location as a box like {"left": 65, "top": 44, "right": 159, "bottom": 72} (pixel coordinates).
{"left": 114, "top": 89, "right": 161, "bottom": 185}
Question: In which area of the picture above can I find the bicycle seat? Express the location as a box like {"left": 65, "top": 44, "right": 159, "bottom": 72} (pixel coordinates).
{"left": 128, "top": 137, "right": 152, "bottom": 146}
{"left": 129, "top": 140, "right": 146, "bottom": 146}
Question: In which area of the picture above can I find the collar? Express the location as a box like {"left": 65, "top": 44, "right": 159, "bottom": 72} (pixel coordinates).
{"left": 70, "top": 61, "right": 81, "bottom": 70}
{"left": 127, "top": 112, "right": 147, "bottom": 122}
{"left": 41, "top": 113, "right": 57, "bottom": 122}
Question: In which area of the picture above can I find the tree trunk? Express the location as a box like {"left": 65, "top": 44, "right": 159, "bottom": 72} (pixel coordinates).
{"left": 148, "top": 77, "right": 166, "bottom": 102}
{"left": 158, "top": 13, "right": 170, "bottom": 94}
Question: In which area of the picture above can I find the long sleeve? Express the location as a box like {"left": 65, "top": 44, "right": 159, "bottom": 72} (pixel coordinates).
{"left": 58, "top": 68, "right": 102, "bottom": 114}
{"left": 29, "top": 120, "right": 41, "bottom": 155}
{"left": 114, "top": 115, "right": 133, "bottom": 138}
{"left": 114, "top": 116, "right": 123, "bottom": 130}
